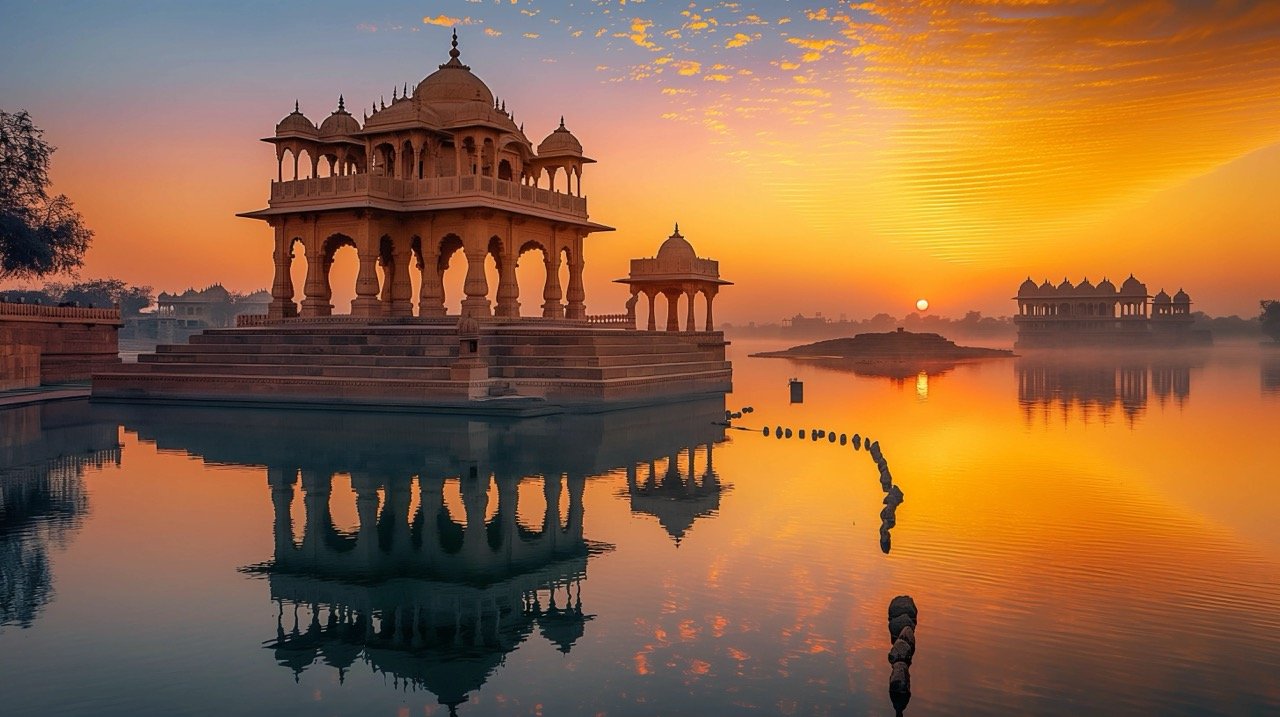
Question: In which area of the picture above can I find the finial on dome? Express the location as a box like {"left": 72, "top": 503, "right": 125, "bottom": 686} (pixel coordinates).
{"left": 380, "top": 96, "right": 385, "bottom": 110}
{"left": 559, "top": 116, "right": 566, "bottom": 129}
{"left": 337, "top": 95, "right": 345, "bottom": 112}
{"left": 392, "top": 86, "right": 398, "bottom": 100}
{"left": 450, "top": 27, "right": 460, "bottom": 60}
{"left": 672, "top": 222, "right": 681, "bottom": 237}
{"left": 403, "top": 82, "right": 408, "bottom": 97}
{"left": 294, "top": 100, "right": 300, "bottom": 113}
{"left": 501, "top": 100, "right": 505, "bottom": 112}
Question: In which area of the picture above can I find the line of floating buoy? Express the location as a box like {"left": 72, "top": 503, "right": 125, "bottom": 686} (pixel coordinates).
{"left": 887, "top": 595, "right": 917, "bottom": 715}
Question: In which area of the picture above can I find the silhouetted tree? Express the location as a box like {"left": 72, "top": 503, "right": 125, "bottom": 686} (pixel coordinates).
{"left": 1262, "top": 300, "right": 1280, "bottom": 343}
{"left": 0, "top": 110, "right": 92, "bottom": 280}
{"left": 45, "top": 278, "right": 152, "bottom": 316}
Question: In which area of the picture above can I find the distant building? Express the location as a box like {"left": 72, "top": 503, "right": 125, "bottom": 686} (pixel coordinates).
{"left": 1013, "top": 275, "right": 1210, "bottom": 348}
{"left": 125, "top": 285, "right": 269, "bottom": 343}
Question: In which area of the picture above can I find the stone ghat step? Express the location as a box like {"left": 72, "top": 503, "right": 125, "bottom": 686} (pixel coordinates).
{"left": 110, "top": 362, "right": 454, "bottom": 381}
{"left": 167, "top": 335, "right": 715, "bottom": 359}
{"left": 115, "top": 358, "right": 730, "bottom": 382}
{"left": 157, "top": 343, "right": 459, "bottom": 358}
{"left": 141, "top": 348, "right": 714, "bottom": 369}
{"left": 190, "top": 327, "right": 722, "bottom": 348}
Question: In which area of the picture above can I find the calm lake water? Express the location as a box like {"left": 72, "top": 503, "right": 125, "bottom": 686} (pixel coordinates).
{"left": 2, "top": 341, "right": 1279, "bottom": 716}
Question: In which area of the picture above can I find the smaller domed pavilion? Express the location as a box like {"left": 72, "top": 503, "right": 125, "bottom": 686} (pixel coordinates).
{"left": 616, "top": 225, "right": 732, "bottom": 332}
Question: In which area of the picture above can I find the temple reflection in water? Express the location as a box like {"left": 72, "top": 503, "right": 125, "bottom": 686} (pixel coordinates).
{"left": 109, "top": 397, "right": 726, "bottom": 712}
{"left": 1016, "top": 354, "right": 1198, "bottom": 424}
{"left": 1263, "top": 352, "right": 1280, "bottom": 396}
{"left": 0, "top": 402, "right": 120, "bottom": 629}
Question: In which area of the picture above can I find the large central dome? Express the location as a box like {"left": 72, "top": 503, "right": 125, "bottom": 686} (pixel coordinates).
{"left": 414, "top": 31, "right": 494, "bottom": 105}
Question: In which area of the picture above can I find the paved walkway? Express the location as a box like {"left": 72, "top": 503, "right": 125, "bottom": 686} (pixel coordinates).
{"left": 0, "top": 383, "right": 91, "bottom": 408}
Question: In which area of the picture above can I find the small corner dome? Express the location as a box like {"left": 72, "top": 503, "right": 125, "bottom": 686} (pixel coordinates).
{"left": 1120, "top": 274, "right": 1147, "bottom": 294}
{"left": 319, "top": 105, "right": 360, "bottom": 137}
{"left": 1057, "top": 277, "right": 1074, "bottom": 291}
{"left": 1173, "top": 289, "right": 1191, "bottom": 303}
{"left": 1018, "top": 277, "right": 1038, "bottom": 296}
{"left": 1039, "top": 279, "right": 1054, "bottom": 291}
{"left": 276, "top": 106, "right": 317, "bottom": 136}
{"left": 538, "top": 119, "right": 583, "bottom": 156}
{"left": 1097, "top": 278, "right": 1116, "bottom": 293}
{"left": 656, "top": 227, "right": 697, "bottom": 263}
{"left": 1153, "top": 289, "right": 1171, "bottom": 303}
{"left": 1077, "top": 277, "right": 1095, "bottom": 293}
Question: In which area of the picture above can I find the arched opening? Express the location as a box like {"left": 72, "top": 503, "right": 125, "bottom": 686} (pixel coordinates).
{"left": 286, "top": 236, "right": 307, "bottom": 309}
{"left": 658, "top": 292, "right": 678, "bottom": 331}
{"left": 417, "top": 145, "right": 429, "bottom": 180}
{"left": 515, "top": 477, "right": 549, "bottom": 541}
{"left": 372, "top": 142, "right": 396, "bottom": 177}
{"left": 408, "top": 236, "right": 424, "bottom": 316}
{"left": 296, "top": 148, "right": 314, "bottom": 180}
{"left": 321, "top": 153, "right": 339, "bottom": 177}
{"left": 485, "top": 236, "right": 503, "bottom": 315}
{"left": 401, "top": 140, "right": 414, "bottom": 179}
{"left": 462, "top": 137, "right": 477, "bottom": 175}
{"left": 558, "top": 246, "right": 571, "bottom": 313}
{"left": 1059, "top": 302, "right": 1071, "bottom": 316}
{"left": 377, "top": 235, "right": 395, "bottom": 316}
{"left": 322, "top": 233, "right": 358, "bottom": 315}
{"left": 516, "top": 240, "right": 549, "bottom": 317}
{"left": 498, "top": 159, "right": 513, "bottom": 182}
{"left": 438, "top": 234, "right": 465, "bottom": 316}
{"left": 481, "top": 138, "right": 496, "bottom": 177}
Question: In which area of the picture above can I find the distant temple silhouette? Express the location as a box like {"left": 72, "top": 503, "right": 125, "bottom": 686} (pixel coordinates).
{"left": 1014, "top": 275, "right": 1210, "bottom": 348}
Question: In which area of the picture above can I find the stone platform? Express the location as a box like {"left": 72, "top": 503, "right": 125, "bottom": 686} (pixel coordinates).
{"left": 91, "top": 320, "right": 731, "bottom": 414}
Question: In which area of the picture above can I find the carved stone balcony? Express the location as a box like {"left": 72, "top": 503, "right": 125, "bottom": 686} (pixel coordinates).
{"left": 268, "top": 174, "right": 588, "bottom": 220}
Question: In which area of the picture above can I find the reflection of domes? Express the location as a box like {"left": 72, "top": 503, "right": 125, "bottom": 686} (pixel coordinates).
{"left": 656, "top": 226, "right": 697, "bottom": 262}
{"left": 537, "top": 605, "right": 591, "bottom": 654}
{"left": 276, "top": 104, "right": 317, "bottom": 136}
{"left": 1120, "top": 274, "right": 1147, "bottom": 295}
{"left": 1173, "top": 289, "right": 1191, "bottom": 304}
{"left": 415, "top": 31, "right": 494, "bottom": 106}
{"left": 1018, "top": 277, "right": 1038, "bottom": 296}
{"left": 537, "top": 119, "right": 583, "bottom": 156}
{"left": 1153, "top": 289, "right": 1171, "bottom": 304}
{"left": 319, "top": 98, "right": 361, "bottom": 137}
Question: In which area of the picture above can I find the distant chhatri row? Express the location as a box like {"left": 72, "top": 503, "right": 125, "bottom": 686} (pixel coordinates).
{"left": 1013, "top": 275, "right": 1208, "bottom": 349}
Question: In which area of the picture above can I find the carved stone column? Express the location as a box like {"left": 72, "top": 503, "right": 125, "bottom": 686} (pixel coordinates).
{"left": 685, "top": 287, "right": 697, "bottom": 332}
{"left": 351, "top": 225, "right": 382, "bottom": 318}
{"left": 389, "top": 238, "right": 414, "bottom": 317}
{"left": 646, "top": 289, "right": 658, "bottom": 331}
{"left": 704, "top": 287, "right": 718, "bottom": 332}
{"left": 495, "top": 252, "right": 520, "bottom": 318}
{"left": 565, "top": 248, "right": 586, "bottom": 321}
{"left": 268, "top": 227, "right": 296, "bottom": 319}
{"left": 664, "top": 289, "right": 681, "bottom": 331}
{"left": 461, "top": 248, "right": 492, "bottom": 318}
{"left": 300, "top": 242, "right": 330, "bottom": 318}
{"left": 420, "top": 242, "right": 446, "bottom": 317}
{"left": 542, "top": 252, "right": 563, "bottom": 319}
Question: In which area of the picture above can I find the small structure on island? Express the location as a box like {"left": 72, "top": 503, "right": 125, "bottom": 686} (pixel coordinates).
{"left": 92, "top": 33, "right": 731, "bottom": 412}
{"left": 1013, "top": 275, "right": 1209, "bottom": 348}
{"left": 616, "top": 225, "right": 732, "bottom": 332}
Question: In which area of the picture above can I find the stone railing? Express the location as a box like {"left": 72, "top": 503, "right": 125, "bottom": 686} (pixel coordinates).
{"left": 270, "top": 174, "right": 588, "bottom": 217}
{"left": 235, "top": 313, "right": 269, "bottom": 327}
{"left": 0, "top": 301, "right": 121, "bottom": 323}
{"left": 587, "top": 313, "right": 633, "bottom": 327}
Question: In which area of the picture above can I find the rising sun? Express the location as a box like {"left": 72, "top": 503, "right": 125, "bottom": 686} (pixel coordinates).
{"left": 916, "top": 298, "right": 929, "bottom": 312}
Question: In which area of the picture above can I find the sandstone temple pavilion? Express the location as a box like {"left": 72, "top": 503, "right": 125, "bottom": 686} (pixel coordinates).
{"left": 1013, "top": 275, "right": 1210, "bottom": 348}
{"left": 92, "top": 33, "right": 732, "bottom": 414}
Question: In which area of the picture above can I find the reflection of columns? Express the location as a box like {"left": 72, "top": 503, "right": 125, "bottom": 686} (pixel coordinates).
{"left": 389, "top": 239, "right": 413, "bottom": 318}
{"left": 664, "top": 289, "right": 681, "bottom": 332}
{"left": 626, "top": 464, "right": 638, "bottom": 492}
{"left": 383, "top": 476, "right": 413, "bottom": 555}
{"left": 420, "top": 243, "right": 446, "bottom": 317}
{"left": 565, "top": 248, "right": 586, "bottom": 320}
{"left": 542, "top": 252, "right": 563, "bottom": 319}
{"left": 543, "top": 472, "right": 562, "bottom": 551}
{"left": 351, "top": 472, "right": 381, "bottom": 562}
{"left": 351, "top": 225, "right": 381, "bottom": 317}
{"left": 496, "top": 473, "right": 518, "bottom": 559}
{"left": 269, "top": 228, "right": 296, "bottom": 319}
{"left": 269, "top": 467, "right": 297, "bottom": 554}
{"left": 461, "top": 248, "right": 492, "bottom": 318}
{"left": 300, "top": 469, "right": 333, "bottom": 559}
{"left": 461, "top": 466, "right": 491, "bottom": 555}
{"left": 495, "top": 252, "right": 520, "bottom": 318}
{"left": 419, "top": 474, "right": 444, "bottom": 558}
{"left": 685, "top": 288, "right": 696, "bottom": 332}
{"left": 565, "top": 472, "right": 586, "bottom": 541}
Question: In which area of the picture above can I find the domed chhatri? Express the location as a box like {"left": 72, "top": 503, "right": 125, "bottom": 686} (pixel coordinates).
{"left": 94, "top": 33, "right": 734, "bottom": 412}
{"left": 617, "top": 224, "right": 732, "bottom": 332}
{"left": 1013, "top": 274, "right": 1207, "bottom": 348}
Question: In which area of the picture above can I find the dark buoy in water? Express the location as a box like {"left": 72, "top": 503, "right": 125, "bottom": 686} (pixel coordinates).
{"left": 763, "top": 426, "right": 770, "bottom": 437}
{"left": 799, "top": 429, "right": 806, "bottom": 439}
{"left": 840, "top": 434, "right": 847, "bottom": 445}
{"left": 828, "top": 432, "right": 837, "bottom": 443}
{"left": 789, "top": 378, "right": 804, "bottom": 403}
{"left": 784, "top": 428, "right": 792, "bottom": 438}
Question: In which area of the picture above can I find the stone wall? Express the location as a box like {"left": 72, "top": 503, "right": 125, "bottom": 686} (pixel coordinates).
{"left": 0, "top": 303, "right": 122, "bottom": 385}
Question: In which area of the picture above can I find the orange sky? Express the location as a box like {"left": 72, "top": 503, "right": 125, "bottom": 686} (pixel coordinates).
{"left": 2, "top": 1, "right": 1278, "bottom": 321}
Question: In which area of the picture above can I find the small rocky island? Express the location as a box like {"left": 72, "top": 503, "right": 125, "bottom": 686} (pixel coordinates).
{"left": 751, "top": 328, "right": 1014, "bottom": 366}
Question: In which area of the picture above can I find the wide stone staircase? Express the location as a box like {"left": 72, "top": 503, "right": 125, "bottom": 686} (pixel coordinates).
{"left": 92, "top": 322, "right": 731, "bottom": 411}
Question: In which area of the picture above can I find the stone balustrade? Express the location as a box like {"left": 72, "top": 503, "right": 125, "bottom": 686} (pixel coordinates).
{"left": 236, "top": 313, "right": 269, "bottom": 328}
{"left": 0, "top": 301, "right": 121, "bottom": 323}
{"left": 269, "top": 174, "right": 588, "bottom": 217}
{"left": 586, "top": 313, "right": 632, "bottom": 327}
